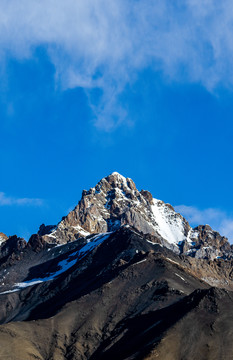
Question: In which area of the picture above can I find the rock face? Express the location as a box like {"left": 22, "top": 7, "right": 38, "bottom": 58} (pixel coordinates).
{"left": 40, "top": 172, "right": 161, "bottom": 244}
{"left": 185, "top": 225, "right": 232, "bottom": 260}
{"left": 0, "top": 235, "right": 27, "bottom": 268}
{"left": 39, "top": 172, "right": 233, "bottom": 261}
{"left": 0, "top": 233, "right": 8, "bottom": 244}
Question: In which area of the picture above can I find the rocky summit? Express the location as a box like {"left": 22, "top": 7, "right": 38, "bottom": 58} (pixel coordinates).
{"left": 0, "top": 172, "right": 233, "bottom": 359}
{"left": 38, "top": 172, "right": 232, "bottom": 260}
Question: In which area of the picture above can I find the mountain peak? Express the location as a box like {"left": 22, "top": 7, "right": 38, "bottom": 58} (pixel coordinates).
{"left": 81, "top": 172, "right": 137, "bottom": 198}
{"left": 103, "top": 172, "right": 136, "bottom": 191}
{"left": 39, "top": 173, "right": 189, "bottom": 251}
{"left": 109, "top": 171, "right": 125, "bottom": 177}
{"left": 0, "top": 232, "right": 8, "bottom": 244}
{"left": 37, "top": 173, "right": 232, "bottom": 261}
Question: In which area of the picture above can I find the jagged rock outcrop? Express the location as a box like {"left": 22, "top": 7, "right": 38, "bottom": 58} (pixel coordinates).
{"left": 38, "top": 172, "right": 232, "bottom": 261}
{"left": 28, "top": 234, "right": 48, "bottom": 252}
{"left": 39, "top": 172, "right": 190, "bottom": 247}
{"left": 183, "top": 225, "right": 233, "bottom": 260}
{"left": 0, "top": 232, "right": 8, "bottom": 244}
{"left": 40, "top": 172, "right": 161, "bottom": 244}
{"left": 0, "top": 235, "right": 27, "bottom": 268}
{"left": 38, "top": 224, "right": 56, "bottom": 236}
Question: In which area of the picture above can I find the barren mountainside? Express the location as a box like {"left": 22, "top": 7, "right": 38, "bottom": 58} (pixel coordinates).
{"left": 0, "top": 172, "right": 233, "bottom": 360}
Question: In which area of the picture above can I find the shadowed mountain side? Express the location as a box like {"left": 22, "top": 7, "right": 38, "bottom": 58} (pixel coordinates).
{"left": 146, "top": 288, "right": 233, "bottom": 360}
{"left": 89, "top": 288, "right": 225, "bottom": 360}
{"left": 0, "top": 228, "right": 212, "bottom": 359}
{"left": 0, "top": 285, "right": 232, "bottom": 359}
{"left": 0, "top": 228, "right": 206, "bottom": 324}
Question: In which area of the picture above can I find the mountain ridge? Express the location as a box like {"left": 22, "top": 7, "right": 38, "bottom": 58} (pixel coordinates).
{"left": 34, "top": 172, "right": 233, "bottom": 261}
{"left": 0, "top": 172, "right": 233, "bottom": 359}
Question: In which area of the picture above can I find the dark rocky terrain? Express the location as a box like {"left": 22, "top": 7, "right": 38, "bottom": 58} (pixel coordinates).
{"left": 0, "top": 172, "right": 233, "bottom": 359}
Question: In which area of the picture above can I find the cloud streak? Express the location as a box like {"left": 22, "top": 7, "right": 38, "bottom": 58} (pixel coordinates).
{"left": 1, "top": 0, "right": 233, "bottom": 128}
{"left": 175, "top": 205, "right": 233, "bottom": 243}
{"left": 0, "top": 192, "right": 44, "bottom": 207}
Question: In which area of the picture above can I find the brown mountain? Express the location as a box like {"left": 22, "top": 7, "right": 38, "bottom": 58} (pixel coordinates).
{"left": 0, "top": 173, "right": 233, "bottom": 359}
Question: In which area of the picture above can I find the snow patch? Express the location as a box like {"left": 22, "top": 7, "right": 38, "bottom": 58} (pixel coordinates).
{"left": 146, "top": 239, "right": 163, "bottom": 247}
{"left": 133, "top": 259, "right": 147, "bottom": 265}
{"left": 151, "top": 199, "right": 187, "bottom": 245}
{"left": 46, "top": 231, "right": 57, "bottom": 239}
{"left": 191, "top": 231, "right": 199, "bottom": 240}
{"left": 166, "top": 257, "right": 180, "bottom": 266}
{"left": 47, "top": 243, "right": 63, "bottom": 251}
{"left": 175, "top": 273, "right": 186, "bottom": 281}
{"left": 0, "top": 232, "right": 112, "bottom": 295}
{"left": 72, "top": 225, "right": 90, "bottom": 237}
{"left": 0, "top": 236, "right": 7, "bottom": 244}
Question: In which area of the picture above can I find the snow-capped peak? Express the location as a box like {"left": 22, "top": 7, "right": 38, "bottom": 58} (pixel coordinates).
{"left": 37, "top": 173, "right": 230, "bottom": 261}
{"left": 110, "top": 171, "right": 125, "bottom": 177}
{"left": 39, "top": 172, "right": 190, "bottom": 248}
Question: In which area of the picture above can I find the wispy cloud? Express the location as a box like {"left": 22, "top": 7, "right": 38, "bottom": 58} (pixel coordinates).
{"left": 175, "top": 205, "right": 233, "bottom": 243}
{"left": 0, "top": 192, "right": 44, "bottom": 207}
{"left": 1, "top": 0, "right": 233, "bottom": 128}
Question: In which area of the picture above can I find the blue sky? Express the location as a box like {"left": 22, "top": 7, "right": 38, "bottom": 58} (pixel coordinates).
{"left": 1, "top": 0, "right": 233, "bottom": 242}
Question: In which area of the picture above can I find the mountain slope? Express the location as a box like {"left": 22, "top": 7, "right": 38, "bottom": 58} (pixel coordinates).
{"left": 0, "top": 172, "right": 233, "bottom": 359}
{"left": 0, "top": 227, "right": 232, "bottom": 359}
{"left": 0, "top": 228, "right": 209, "bottom": 359}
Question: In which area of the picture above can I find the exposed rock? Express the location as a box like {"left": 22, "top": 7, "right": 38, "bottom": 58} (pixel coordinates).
{"left": 140, "top": 189, "right": 154, "bottom": 205}
{"left": 38, "top": 224, "right": 56, "bottom": 236}
{"left": 0, "top": 233, "right": 8, "bottom": 244}
{"left": 28, "top": 234, "right": 48, "bottom": 252}
{"left": 182, "top": 224, "right": 232, "bottom": 260}
{"left": 0, "top": 235, "right": 27, "bottom": 268}
{"left": 39, "top": 173, "right": 191, "bottom": 251}
{"left": 36, "top": 172, "right": 232, "bottom": 262}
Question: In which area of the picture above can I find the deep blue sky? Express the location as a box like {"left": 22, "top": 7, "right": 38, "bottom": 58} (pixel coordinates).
{"left": 1, "top": 1, "right": 233, "bottom": 241}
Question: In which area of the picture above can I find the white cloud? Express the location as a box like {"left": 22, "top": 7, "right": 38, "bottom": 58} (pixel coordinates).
{"left": 175, "top": 205, "right": 233, "bottom": 243}
{"left": 0, "top": 192, "right": 43, "bottom": 207}
{"left": 1, "top": 0, "right": 233, "bottom": 128}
